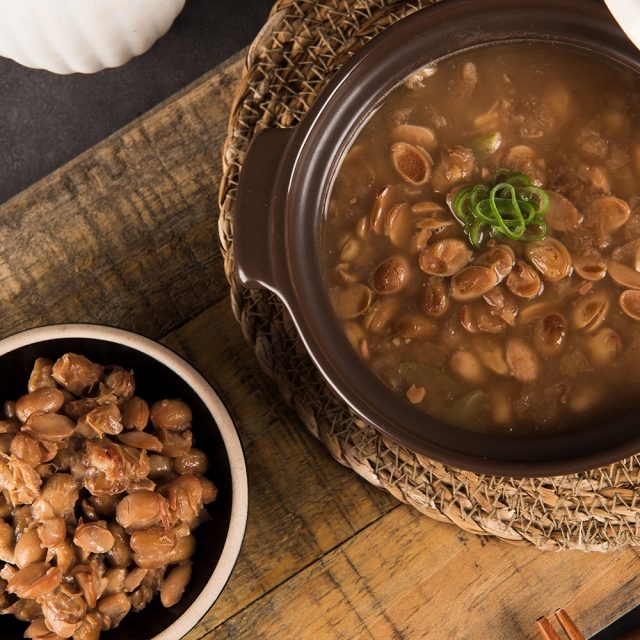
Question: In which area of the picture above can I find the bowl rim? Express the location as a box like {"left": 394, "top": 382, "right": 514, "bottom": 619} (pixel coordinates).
{"left": 0, "top": 322, "right": 249, "bottom": 639}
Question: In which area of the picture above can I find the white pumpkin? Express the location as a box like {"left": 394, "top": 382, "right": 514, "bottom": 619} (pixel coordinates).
{"left": 0, "top": 0, "right": 186, "bottom": 74}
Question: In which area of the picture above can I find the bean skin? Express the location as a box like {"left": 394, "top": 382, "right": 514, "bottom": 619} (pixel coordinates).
{"left": 123, "top": 566, "right": 147, "bottom": 593}
{"left": 121, "top": 397, "right": 149, "bottom": 431}
{"left": 7, "top": 562, "right": 63, "bottom": 599}
{"left": 155, "top": 428, "right": 193, "bottom": 457}
{"left": 129, "top": 584, "right": 156, "bottom": 612}
{"left": 115, "top": 490, "right": 169, "bottom": 533}
{"left": 22, "top": 616, "right": 56, "bottom": 639}
{"left": 24, "top": 413, "right": 75, "bottom": 442}
{"left": 72, "top": 611, "right": 101, "bottom": 640}
{"left": 52, "top": 354, "right": 103, "bottom": 396}
{"left": 130, "top": 526, "right": 176, "bottom": 559}
{"left": 15, "top": 387, "right": 65, "bottom": 424}
{"left": 102, "top": 566, "right": 127, "bottom": 597}
{"left": 150, "top": 399, "right": 192, "bottom": 431}
{"left": 166, "top": 534, "right": 196, "bottom": 564}
{"left": 38, "top": 441, "right": 58, "bottom": 464}
{"left": 105, "top": 522, "right": 132, "bottom": 569}
{"left": 172, "top": 448, "right": 209, "bottom": 475}
{"left": 27, "top": 358, "right": 56, "bottom": 394}
{"left": 160, "top": 561, "right": 193, "bottom": 607}
{"left": 10, "top": 432, "right": 42, "bottom": 468}
{"left": 73, "top": 611, "right": 102, "bottom": 640}
{"left": 2, "top": 457, "right": 42, "bottom": 508}
{"left": 103, "top": 368, "right": 135, "bottom": 400}
{"left": 41, "top": 587, "right": 87, "bottom": 636}
{"left": 32, "top": 473, "right": 80, "bottom": 520}
{"left": 14, "top": 527, "right": 46, "bottom": 569}
{"left": 12, "top": 506, "right": 35, "bottom": 538}
{"left": 77, "top": 406, "right": 123, "bottom": 438}
{"left": 147, "top": 454, "right": 176, "bottom": 482}
{"left": 49, "top": 539, "right": 75, "bottom": 575}
{"left": 73, "top": 521, "right": 115, "bottom": 554}
{"left": 97, "top": 593, "right": 131, "bottom": 628}
{"left": 0, "top": 519, "right": 15, "bottom": 563}
{"left": 3, "top": 400, "right": 17, "bottom": 420}
{"left": 198, "top": 476, "right": 219, "bottom": 504}
{"left": 0, "top": 519, "right": 14, "bottom": 547}
{"left": 159, "top": 474, "right": 204, "bottom": 527}
{"left": 0, "top": 433, "right": 13, "bottom": 455}
{"left": 116, "top": 430, "right": 163, "bottom": 452}
{"left": 64, "top": 397, "right": 98, "bottom": 422}
{"left": 0, "top": 419, "right": 20, "bottom": 434}
{"left": 89, "top": 494, "right": 120, "bottom": 520}
{"left": 37, "top": 518, "right": 66, "bottom": 548}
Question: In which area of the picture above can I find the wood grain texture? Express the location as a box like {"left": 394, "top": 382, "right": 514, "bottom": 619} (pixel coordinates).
{"left": 202, "top": 501, "right": 640, "bottom": 639}
{"left": 0, "top": 51, "right": 245, "bottom": 342}
{"left": 162, "top": 300, "right": 398, "bottom": 635}
{"left": 163, "top": 300, "right": 640, "bottom": 640}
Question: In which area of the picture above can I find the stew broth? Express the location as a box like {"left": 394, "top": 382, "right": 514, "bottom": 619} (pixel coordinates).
{"left": 322, "top": 43, "right": 640, "bottom": 435}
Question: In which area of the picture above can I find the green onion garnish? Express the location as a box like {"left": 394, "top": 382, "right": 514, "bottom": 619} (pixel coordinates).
{"left": 470, "top": 131, "right": 502, "bottom": 155}
{"left": 450, "top": 169, "right": 549, "bottom": 248}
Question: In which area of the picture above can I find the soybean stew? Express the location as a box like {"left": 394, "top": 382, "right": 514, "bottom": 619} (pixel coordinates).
{"left": 322, "top": 42, "right": 640, "bottom": 436}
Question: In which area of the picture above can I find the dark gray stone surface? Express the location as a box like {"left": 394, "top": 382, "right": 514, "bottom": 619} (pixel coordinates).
{"left": 0, "top": 0, "right": 274, "bottom": 205}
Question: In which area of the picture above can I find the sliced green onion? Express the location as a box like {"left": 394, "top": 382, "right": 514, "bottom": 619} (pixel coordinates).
{"left": 449, "top": 169, "right": 550, "bottom": 248}
{"left": 471, "top": 131, "right": 502, "bottom": 155}
{"left": 452, "top": 187, "right": 473, "bottom": 224}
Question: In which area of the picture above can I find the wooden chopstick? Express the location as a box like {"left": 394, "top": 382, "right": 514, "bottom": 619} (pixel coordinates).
{"left": 555, "top": 609, "right": 586, "bottom": 640}
{"left": 536, "top": 616, "right": 562, "bottom": 640}
{"left": 536, "top": 609, "right": 586, "bottom": 640}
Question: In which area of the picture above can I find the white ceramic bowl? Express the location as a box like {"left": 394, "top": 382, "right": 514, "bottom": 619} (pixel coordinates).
{"left": 0, "top": 323, "right": 248, "bottom": 639}
{"left": 0, "top": 0, "right": 186, "bottom": 74}
{"left": 605, "top": 0, "right": 640, "bottom": 51}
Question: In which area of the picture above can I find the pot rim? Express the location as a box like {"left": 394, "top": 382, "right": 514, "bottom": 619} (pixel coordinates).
{"left": 240, "top": 0, "right": 640, "bottom": 477}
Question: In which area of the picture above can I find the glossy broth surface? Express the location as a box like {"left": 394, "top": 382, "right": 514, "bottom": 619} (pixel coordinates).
{"left": 322, "top": 43, "right": 640, "bottom": 435}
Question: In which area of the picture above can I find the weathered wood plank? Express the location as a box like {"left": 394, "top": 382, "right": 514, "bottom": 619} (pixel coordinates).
{"left": 162, "top": 299, "right": 399, "bottom": 635}
{"left": 203, "top": 503, "right": 640, "bottom": 639}
{"left": 0, "top": 50, "right": 245, "bottom": 341}
{"left": 162, "top": 299, "right": 640, "bottom": 640}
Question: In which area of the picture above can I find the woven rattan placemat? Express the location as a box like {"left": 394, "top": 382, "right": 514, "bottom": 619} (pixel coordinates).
{"left": 218, "top": 0, "right": 640, "bottom": 552}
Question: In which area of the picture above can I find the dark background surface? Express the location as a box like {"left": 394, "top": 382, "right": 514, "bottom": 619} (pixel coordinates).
{"left": 0, "top": 0, "right": 275, "bottom": 205}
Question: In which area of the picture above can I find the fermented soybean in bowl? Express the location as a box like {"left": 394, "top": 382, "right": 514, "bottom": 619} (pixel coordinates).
{"left": 323, "top": 42, "right": 640, "bottom": 437}
{"left": 0, "top": 324, "right": 248, "bottom": 640}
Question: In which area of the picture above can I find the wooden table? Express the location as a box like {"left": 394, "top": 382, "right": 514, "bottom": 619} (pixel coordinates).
{"left": 2, "top": 49, "right": 640, "bottom": 640}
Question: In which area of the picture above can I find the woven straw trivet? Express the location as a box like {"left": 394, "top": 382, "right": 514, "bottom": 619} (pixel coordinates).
{"left": 218, "top": 0, "right": 640, "bottom": 552}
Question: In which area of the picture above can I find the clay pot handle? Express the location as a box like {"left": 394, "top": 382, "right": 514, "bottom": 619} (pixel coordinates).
{"left": 234, "top": 127, "right": 294, "bottom": 291}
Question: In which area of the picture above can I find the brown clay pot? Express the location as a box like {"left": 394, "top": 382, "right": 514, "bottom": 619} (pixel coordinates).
{"left": 234, "top": 0, "right": 640, "bottom": 477}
